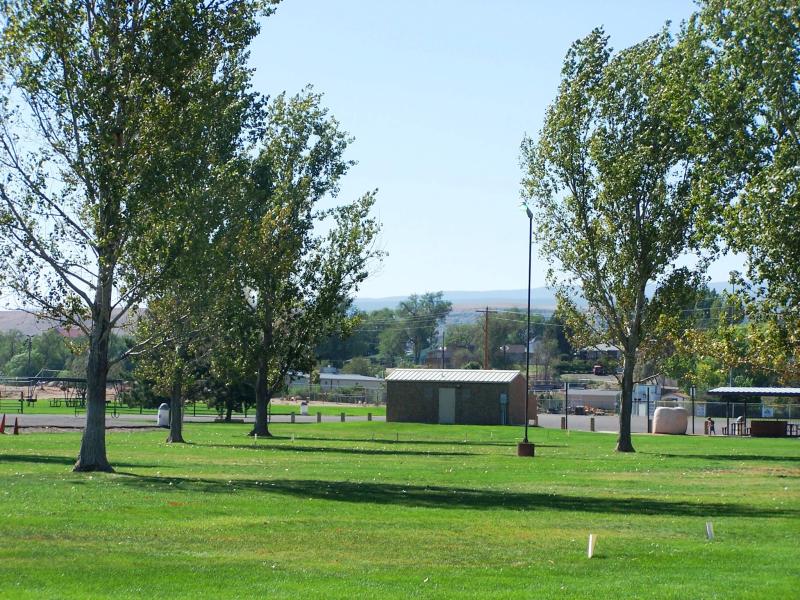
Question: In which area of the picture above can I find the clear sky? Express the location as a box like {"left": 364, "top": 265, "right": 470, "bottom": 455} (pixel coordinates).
{"left": 250, "top": 0, "right": 742, "bottom": 299}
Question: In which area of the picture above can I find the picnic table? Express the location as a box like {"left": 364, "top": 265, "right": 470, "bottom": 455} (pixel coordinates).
{"left": 726, "top": 421, "right": 748, "bottom": 436}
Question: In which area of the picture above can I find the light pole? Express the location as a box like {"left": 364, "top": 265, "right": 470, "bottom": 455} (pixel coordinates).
{"left": 518, "top": 205, "right": 535, "bottom": 457}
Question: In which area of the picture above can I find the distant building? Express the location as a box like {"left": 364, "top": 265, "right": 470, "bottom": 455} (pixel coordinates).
{"left": 500, "top": 344, "right": 528, "bottom": 364}
{"left": 289, "top": 372, "right": 385, "bottom": 392}
{"left": 424, "top": 347, "right": 454, "bottom": 368}
{"left": 386, "top": 369, "right": 532, "bottom": 426}
{"left": 577, "top": 344, "right": 621, "bottom": 361}
{"left": 319, "top": 373, "right": 384, "bottom": 392}
{"left": 553, "top": 388, "right": 620, "bottom": 413}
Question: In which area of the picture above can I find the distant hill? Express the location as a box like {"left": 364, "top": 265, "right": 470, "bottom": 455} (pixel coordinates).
{"left": 0, "top": 282, "right": 734, "bottom": 333}
{"left": 354, "top": 281, "right": 734, "bottom": 320}
{"left": 354, "top": 288, "right": 558, "bottom": 313}
{"left": 0, "top": 312, "right": 60, "bottom": 336}
{"left": 0, "top": 311, "right": 133, "bottom": 336}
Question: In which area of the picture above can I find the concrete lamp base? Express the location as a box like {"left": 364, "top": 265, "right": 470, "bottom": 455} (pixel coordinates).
{"left": 517, "top": 441, "right": 535, "bottom": 457}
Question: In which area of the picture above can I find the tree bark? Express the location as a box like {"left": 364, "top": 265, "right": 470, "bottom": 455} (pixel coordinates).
{"left": 167, "top": 373, "right": 185, "bottom": 443}
{"left": 250, "top": 349, "right": 272, "bottom": 436}
{"left": 616, "top": 350, "right": 636, "bottom": 453}
{"left": 225, "top": 399, "right": 233, "bottom": 422}
{"left": 74, "top": 277, "right": 113, "bottom": 472}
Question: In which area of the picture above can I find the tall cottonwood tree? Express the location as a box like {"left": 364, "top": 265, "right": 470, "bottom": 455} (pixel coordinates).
{"left": 682, "top": 0, "right": 800, "bottom": 381}
{"left": 0, "top": 1, "right": 270, "bottom": 470}
{"left": 218, "top": 89, "right": 381, "bottom": 438}
{"left": 521, "top": 29, "right": 701, "bottom": 452}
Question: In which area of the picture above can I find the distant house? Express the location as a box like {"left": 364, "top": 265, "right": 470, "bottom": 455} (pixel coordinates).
{"left": 424, "top": 347, "right": 454, "bottom": 368}
{"left": 386, "top": 368, "right": 532, "bottom": 426}
{"left": 319, "top": 373, "right": 384, "bottom": 392}
{"left": 577, "top": 344, "right": 621, "bottom": 361}
{"left": 551, "top": 388, "right": 621, "bottom": 413}
{"left": 289, "top": 372, "right": 385, "bottom": 392}
{"left": 500, "top": 344, "right": 527, "bottom": 364}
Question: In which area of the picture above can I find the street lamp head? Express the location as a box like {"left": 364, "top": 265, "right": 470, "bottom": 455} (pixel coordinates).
{"left": 524, "top": 204, "right": 533, "bottom": 220}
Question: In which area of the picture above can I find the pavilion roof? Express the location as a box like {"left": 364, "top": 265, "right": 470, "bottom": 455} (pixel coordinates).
{"left": 707, "top": 387, "right": 800, "bottom": 398}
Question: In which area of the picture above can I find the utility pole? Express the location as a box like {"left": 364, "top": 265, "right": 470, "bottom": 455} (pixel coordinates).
{"left": 728, "top": 276, "right": 736, "bottom": 387}
{"left": 440, "top": 330, "right": 446, "bottom": 369}
{"left": 475, "top": 306, "right": 497, "bottom": 369}
{"left": 26, "top": 335, "right": 32, "bottom": 377}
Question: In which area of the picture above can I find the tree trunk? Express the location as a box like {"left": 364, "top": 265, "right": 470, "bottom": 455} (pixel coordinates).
{"left": 74, "top": 281, "right": 113, "bottom": 472}
{"left": 616, "top": 351, "right": 636, "bottom": 453}
{"left": 167, "top": 374, "right": 185, "bottom": 443}
{"left": 225, "top": 399, "right": 233, "bottom": 422}
{"left": 250, "top": 350, "right": 271, "bottom": 436}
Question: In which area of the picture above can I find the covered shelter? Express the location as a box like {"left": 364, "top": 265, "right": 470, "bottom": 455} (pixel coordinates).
{"left": 386, "top": 369, "right": 530, "bottom": 425}
{"left": 707, "top": 387, "right": 800, "bottom": 437}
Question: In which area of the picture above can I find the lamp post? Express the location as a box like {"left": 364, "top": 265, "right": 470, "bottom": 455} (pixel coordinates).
{"left": 518, "top": 205, "right": 535, "bottom": 457}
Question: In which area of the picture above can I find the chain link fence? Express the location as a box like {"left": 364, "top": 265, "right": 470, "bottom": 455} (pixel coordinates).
{"left": 286, "top": 383, "right": 386, "bottom": 405}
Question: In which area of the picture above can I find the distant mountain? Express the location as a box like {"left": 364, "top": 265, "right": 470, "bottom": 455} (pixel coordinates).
{"left": 0, "top": 311, "right": 59, "bottom": 336}
{"left": 355, "top": 281, "right": 734, "bottom": 315}
{"left": 0, "top": 282, "right": 735, "bottom": 333}
{"left": 354, "top": 288, "right": 557, "bottom": 314}
{"left": 0, "top": 310, "right": 134, "bottom": 336}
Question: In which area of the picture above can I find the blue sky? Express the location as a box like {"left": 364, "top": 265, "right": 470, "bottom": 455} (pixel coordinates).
{"left": 250, "top": 0, "right": 742, "bottom": 299}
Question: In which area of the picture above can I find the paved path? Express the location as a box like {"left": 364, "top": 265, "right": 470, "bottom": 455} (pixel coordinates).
{"left": 8, "top": 412, "right": 384, "bottom": 429}
{"left": 9, "top": 411, "right": 724, "bottom": 436}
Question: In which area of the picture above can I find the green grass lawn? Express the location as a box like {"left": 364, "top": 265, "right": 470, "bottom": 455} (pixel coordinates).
{"left": 0, "top": 423, "right": 798, "bottom": 599}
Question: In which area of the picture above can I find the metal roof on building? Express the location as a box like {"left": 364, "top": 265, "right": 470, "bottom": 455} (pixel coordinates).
{"left": 320, "top": 373, "right": 384, "bottom": 382}
{"left": 385, "top": 369, "right": 522, "bottom": 384}
{"left": 708, "top": 387, "right": 800, "bottom": 397}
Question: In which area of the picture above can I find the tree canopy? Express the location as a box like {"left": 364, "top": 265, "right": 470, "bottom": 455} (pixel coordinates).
{"left": 0, "top": 0, "right": 270, "bottom": 470}
{"left": 681, "top": 0, "right": 800, "bottom": 383}
{"left": 521, "top": 28, "right": 701, "bottom": 452}
{"left": 378, "top": 292, "right": 452, "bottom": 365}
{"left": 214, "top": 89, "right": 381, "bottom": 437}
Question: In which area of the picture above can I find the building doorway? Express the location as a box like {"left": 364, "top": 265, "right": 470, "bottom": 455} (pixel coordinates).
{"left": 438, "top": 388, "right": 456, "bottom": 424}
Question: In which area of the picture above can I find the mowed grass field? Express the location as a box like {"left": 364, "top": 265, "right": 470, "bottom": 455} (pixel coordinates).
{"left": 0, "top": 423, "right": 798, "bottom": 599}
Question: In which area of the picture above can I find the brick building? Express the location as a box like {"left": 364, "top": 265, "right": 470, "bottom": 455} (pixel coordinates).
{"left": 385, "top": 369, "right": 532, "bottom": 425}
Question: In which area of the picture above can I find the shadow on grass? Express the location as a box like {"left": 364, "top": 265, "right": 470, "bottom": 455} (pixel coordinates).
{"left": 0, "top": 454, "right": 160, "bottom": 469}
{"left": 113, "top": 474, "right": 797, "bottom": 519}
{"left": 651, "top": 453, "right": 800, "bottom": 463}
{"left": 199, "top": 443, "right": 479, "bottom": 457}
{"left": 274, "top": 435, "right": 566, "bottom": 449}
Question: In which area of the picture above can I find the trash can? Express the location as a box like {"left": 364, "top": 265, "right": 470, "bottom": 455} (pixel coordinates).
{"left": 300, "top": 400, "right": 308, "bottom": 416}
{"left": 157, "top": 403, "right": 170, "bottom": 428}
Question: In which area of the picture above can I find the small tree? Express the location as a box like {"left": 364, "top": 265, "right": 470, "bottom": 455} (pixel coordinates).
{"left": 521, "top": 28, "right": 701, "bottom": 452}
